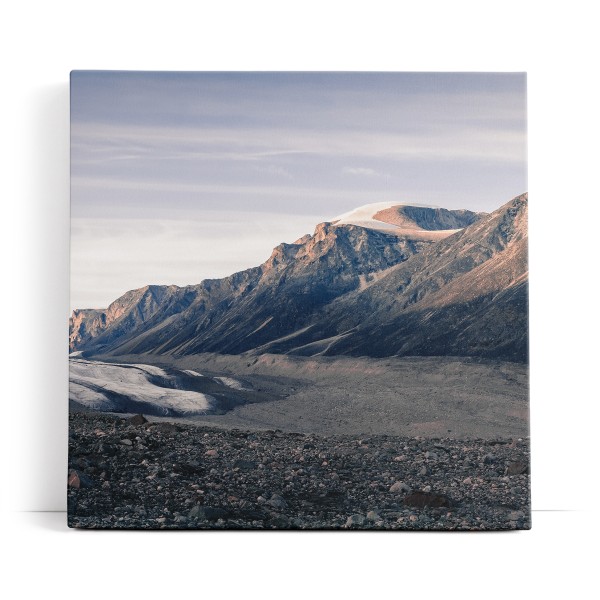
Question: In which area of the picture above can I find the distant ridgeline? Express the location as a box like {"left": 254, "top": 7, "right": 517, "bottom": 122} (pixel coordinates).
{"left": 70, "top": 194, "right": 528, "bottom": 363}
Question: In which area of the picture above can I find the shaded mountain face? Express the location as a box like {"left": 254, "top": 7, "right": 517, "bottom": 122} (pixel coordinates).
{"left": 70, "top": 196, "right": 528, "bottom": 362}
{"left": 263, "top": 194, "right": 528, "bottom": 362}
{"left": 70, "top": 215, "right": 444, "bottom": 354}
{"left": 69, "top": 285, "right": 182, "bottom": 351}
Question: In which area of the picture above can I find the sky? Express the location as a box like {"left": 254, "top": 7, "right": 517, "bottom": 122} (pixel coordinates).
{"left": 71, "top": 71, "right": 527, "bottom": 310}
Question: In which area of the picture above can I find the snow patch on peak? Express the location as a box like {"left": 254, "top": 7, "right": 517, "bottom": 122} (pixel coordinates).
{"left": 332, "top": 201, "right": 438, "bottom": 232}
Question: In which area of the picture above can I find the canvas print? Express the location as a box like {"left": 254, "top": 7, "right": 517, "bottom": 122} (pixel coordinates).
{"left": 68, "top": 72, "right": 529, "bottom": 530}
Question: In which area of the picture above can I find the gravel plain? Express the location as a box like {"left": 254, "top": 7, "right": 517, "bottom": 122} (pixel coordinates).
{"left": 91, "top": 353, "right": 529, "bottom": 439}
{"left": 68, "top": 412, "right": 531, "bottom": 530}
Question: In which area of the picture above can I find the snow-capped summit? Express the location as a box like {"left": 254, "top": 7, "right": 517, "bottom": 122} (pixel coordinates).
{"left": 331, "top": 201, "right": 482, "bottom": 240}
{"left": 333, "top": 200, "right": 439, "bottom": 231}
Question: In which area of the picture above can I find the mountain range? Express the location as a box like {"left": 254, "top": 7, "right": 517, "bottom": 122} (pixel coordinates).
{"left": 70, "top": 194, "right": 528, "bottom": 362}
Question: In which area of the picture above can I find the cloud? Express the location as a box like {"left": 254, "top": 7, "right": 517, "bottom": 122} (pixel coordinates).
{"left": 71, "top": 72, "right": 527, "bottom": 135}
{"left": 71, "top": 121, "right": 526, "bottom": 165}
{"left": 342, "top": 167, "right": 381, "bottom": 177}
{"left": 252, "top": 164, "right": 293, "bottom": 179}
{"left": 70, "top": 176, "right": 347, "bottom": 200}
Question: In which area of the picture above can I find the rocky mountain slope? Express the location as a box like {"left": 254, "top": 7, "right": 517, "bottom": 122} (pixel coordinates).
{"left": 261, "top": 193, "right": 528, "bottom": 361}
{"left": 70, "top": 196, "right": 527, "bottom": 362}
{"left": 69, "top": 285, "right": 180, "bottom": 350}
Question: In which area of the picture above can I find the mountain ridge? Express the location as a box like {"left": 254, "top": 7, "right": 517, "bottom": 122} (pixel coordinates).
{"left": 70, "top": 197, "right": 527, "bottom": 361}
{"left": 257, "top": 193, "right": 527, "bottom": 361}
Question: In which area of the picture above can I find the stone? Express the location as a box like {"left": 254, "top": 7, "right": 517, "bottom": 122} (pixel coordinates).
{"left": 68, "top": 469, "right": 94, "bottom": 489}
{"left": 120, "top": 438, "right": 133, "bottom": 446}
{"left": 483, "top": 453, "right": 496, "bottom": 464}
{"left": 422, "top": 485, "right": 432, "bottom": 493}
{"left": 508, "top": 511, "right": 525, "bottom": 522}
{"left": 128, "top": 414, "right": 148, "bottom": 426}
{"left": 205, "top": 449, "right": 218, "bottom": 457}
{"left": 403, "top": 491, "right": 452, "bottom": 509}
{"left": 346, "top": 514, "right": 366, "bottom": 527}
{"left": 174, "top": 462, "right": 204, "bottom": 476}
{"left": 174, "top": 515, "right": 188, "bottom": 524}
{"left": 425, "top": 451, "right": 438, "bottom": 460}
{"left": 506, "top": 460, "right": 528, "bottom": 476}
{"left": 67, "top": 470, "right": 81, "bottom": 489}
{"left": 389, "top": 481, "right": 411, "bottom": 493}
{"left": 233, "top": 459, "right": 257, "bottom": 471}
{"left": 290, "top": 518, "right": 305, "bottom": 528}
{"left": 366, "top": 510, "right": 381, "bottom": 521}
{"left": 188, "top": 505, "right": 228, "bottom": 521}
{"left": 267, "top": 493, "right": 287, "bottom": 509}
{"left": 269, "top": 515, "right": 290, "bottom": 528}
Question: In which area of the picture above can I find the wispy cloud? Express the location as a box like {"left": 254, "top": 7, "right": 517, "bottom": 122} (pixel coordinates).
{"left": 252, "top": 164, "right": 293, "bottom": 179}
{"left": 71, "top": 121, "right": 526, "bottom": 165}
{"left": 70, "top": 72, "right": 527, "bottom": 308}
{"left": 342, "top": 167, "right": 383, "bottom": 177}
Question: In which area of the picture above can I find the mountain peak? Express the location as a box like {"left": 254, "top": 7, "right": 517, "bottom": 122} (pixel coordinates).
{"left": 333, "top": 201, "right": 436, "bottom": 231}
{"left": 331, "top": 201, "right": 483, "bottom": 241}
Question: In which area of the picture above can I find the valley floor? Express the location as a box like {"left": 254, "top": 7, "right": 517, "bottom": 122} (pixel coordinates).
{"left": 68, "top": 353, "right": 530, "bottom": 530}
{"left": 88, "top": 352, "right": 529, "bottom": 439}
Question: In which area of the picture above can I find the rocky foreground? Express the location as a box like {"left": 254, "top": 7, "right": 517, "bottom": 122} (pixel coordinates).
{"left": 68, "top": 413, "right": 531, "bottom": 530}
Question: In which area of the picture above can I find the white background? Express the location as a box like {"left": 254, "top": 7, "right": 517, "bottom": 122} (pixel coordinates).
{"left": 1, "top": 1, "right": 598, "bottom": 598}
